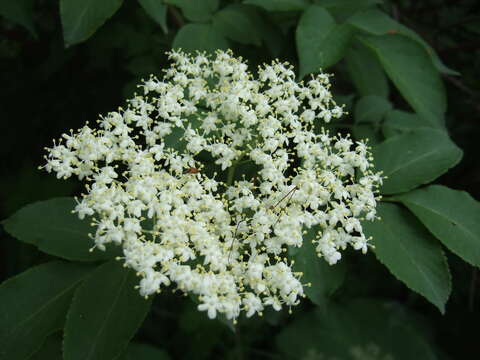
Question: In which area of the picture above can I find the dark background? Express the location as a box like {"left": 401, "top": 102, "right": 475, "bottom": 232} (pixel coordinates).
{"left": 1, "top": 0, "right": 479, "bottom": 358}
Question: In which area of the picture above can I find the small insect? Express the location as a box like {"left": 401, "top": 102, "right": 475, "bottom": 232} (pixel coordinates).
{"left": 227, "top": 186, "right": 298, "bottom": 264}
{"left": 185, "top": 167, "right": 200, "bottom": 174}
{"left": 269, "top": 185, "right": 297, "bottom": 211}
{"left": 228, "top": 219, "right": 246, "bottom": 264}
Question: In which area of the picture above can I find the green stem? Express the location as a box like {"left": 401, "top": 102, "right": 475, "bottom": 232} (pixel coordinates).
{"left": 227, "top": 164, "right": 236, "bottom": 186}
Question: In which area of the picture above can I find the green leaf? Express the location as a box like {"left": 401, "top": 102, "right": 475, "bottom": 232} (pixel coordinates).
{"left": 354, "top": 95, "right": 392, "bottom": 124}
{"left": 125, "top": 55, "right": 158, "bottom": 76}
{"left": 352, "top": 124, "right": 383, "bottom": 144}
{"left": 382, "top": 109, "right": 432, "bottom": 138}
{"left": 396, "top": 185, "right": 480, "bottom": 267}
{"left": 363, "top": 203, "right": 451, "bottom": 313}
{"left": 277, "top": 298, "right": 439, "bottom": 359}
{"left": 296, "top": 6, "right": 353, "bottom": 78}
{"left": 164, "top": 0, "right": 219, "bottom": 22}
{"left": 293, "top": 226, "right": 346, "bottom": 305}
{"left": 372, "top": 128, "right": 462, "bottom": 195}
{"left": 30, "top": 333, "right": 63, "bottom": 360}
{"left": 0, "top": 0, "right": 36, "bottom": 35}
{"left": 345, "top": 41, "right": 389, "bottom": 98}
{"left": 253, "top": 13, "right": 284, "bottom": 57}
{"left": 119, "top": 343, "right": 170, "bottom": 360}
{"left": 243, "top": 0, "right": 308, "bottom": 11}
{"left": 2, "top": 197, "right": 120, "bottom": 262}
{"left": 213, "top": 5, "right": 262, "bottom": 46}
{"left": 2, "top": 161, "right": 77, "bottom": 216}
{"left": 0, "top": 261, "right": 94, "bottom": 360}
{"left": 172, "top": 23, "right": 228, "bottom": 54}
{"left": 138, "top": 0, "right": 168, "bottom": 33}
{"left": 314, "top": 0, "right": 382, "bottom": 20}
{"left": 60, "top": 0, "right": 123, "bottom": 46}
{"left": 64, "top": 261, "right": 152, "bottom": 360}
{"left": 347, "top": 8, "right": 407, "bottom": 35}
{"left": 333, "top": 93, "right": 355, "bottom": 113}
{"left": 348, "top": 9, "right": 458, "bottom": 75}
{"left": 352, "top": 95, "right": 391, "bottom": 143}
{"left": 177, "top": 301, "right": 228, "bottom": 358}
{"left": 359, "top": 34, "right": 446, "bottom": 128}
{"left": 162, "top": 112, "right": 207, "bottom": 153}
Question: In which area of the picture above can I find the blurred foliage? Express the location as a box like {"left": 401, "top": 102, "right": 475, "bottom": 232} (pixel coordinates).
{"left": 0, "top": 0, "right": 479, "bottom": 359}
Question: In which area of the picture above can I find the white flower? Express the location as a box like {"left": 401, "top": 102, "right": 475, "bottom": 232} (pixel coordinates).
{"left": 43, "top": 50, "right": 382, "bottom": 321}
{"left": 243, "top": 293, "right": 264, "bottom": 317}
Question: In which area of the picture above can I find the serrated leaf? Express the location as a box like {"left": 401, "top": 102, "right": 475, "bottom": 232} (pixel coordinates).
{"left": 2, "top": 197, "right": 120, "bottom": 262}
{"left": 382, "top": 110, "right": 432, "bottom": 138}
{"left": 0, "top": 262, "right": 94, "bottom": 360}
{"left": 60, "top": 0, "right": 123, "bottom": 46}
{"left": 172, "top": 23, "right": 228, "bottom": 54}
{"left": 64, "top": 261, "right": 152, "bottom": 360}
{"left": 372, "top": 128, "right": 463, "bottom": 194}
{"left": 138, "top": 0, "right": 168, "bottom": 33}
{"left": 213, "top": 4, "right": 262, "bottom": 46}
{"left": 293, "top": 226, "right": 346, "bottom": 305}
{"left": 296, "top": 6, "right": 353, "bottom": 78}
{"left": 359, "top": 34, "right": 446, "bottom": 128}
{"left": 345, "top": 41, "right": 389, "bottom": 98}
{"left": 277, "top": 298, "right": 439, "bottom": 359}
{"left": 165, "top": 0, "right": 218, "bottom": 22}
{"left": 244, "top": 0, "right": 308, "bottom": 11}
{"left": 0, "top": 0, "right": 36, "bottom": 35}
{"left": 396, "top": 185, "right": 480, "bottom": 267}
{"left": 363, "top": 203, "right": 451, "bottom": 312}
{"left": 348, "top": 9, "right": 458, "bottom": 75}
{"left": 119, "top": 342, "right": 170, "bottom": 360}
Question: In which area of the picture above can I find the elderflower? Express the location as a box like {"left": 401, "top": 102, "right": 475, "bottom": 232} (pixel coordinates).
{"left": 42, "top": 50, "right": 382, "bottom": 321}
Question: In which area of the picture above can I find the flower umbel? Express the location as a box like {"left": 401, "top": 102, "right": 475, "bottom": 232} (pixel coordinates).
{"left": 43, "top": 50, "right": 382, "bottom": 320}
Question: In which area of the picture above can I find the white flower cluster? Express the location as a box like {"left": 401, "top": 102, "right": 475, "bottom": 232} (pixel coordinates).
{"left": 43, "top": 50, "right": 381, "bottom": 321}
